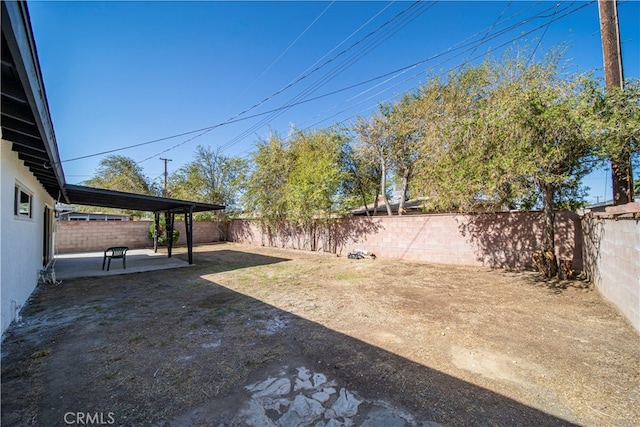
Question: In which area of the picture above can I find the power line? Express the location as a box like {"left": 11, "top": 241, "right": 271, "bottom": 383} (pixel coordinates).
{"left": 217, "top": 1, "right": 435, "bottom": 153}
{"left": 222, "top": 0, "right": 592, "bottom": 153}
{"left": 225, "top": 1, "right": 336, "bottom": 110}
{"left": 302, "top": 1, "right": 594, "bottom": 131}
{"left": 526, "top": 1, "right": 561, "bottom": 65}
{"left": 136, "top": 0, "right": 431, "bottom": 164}
{"left": 61, "top": 1, "right": 410, "bottom": 165}
{"left": 217, "top": 0, "right": 427, "bottom": 135}
{"left": 62, "top": 1, "right": 594, "bottom": 166}
{"left": 212, "top": 0, "right": 588, "bottom": 164}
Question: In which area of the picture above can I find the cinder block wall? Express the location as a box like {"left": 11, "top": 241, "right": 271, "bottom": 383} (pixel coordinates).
{"left": 228, "top": 211, "right": 582, "bottom": 270}
{"left": 582, "top": 215, "right": 639, "bottom": 332}
{"left": 56, "top": 220, "right": 222, "bottom": 253}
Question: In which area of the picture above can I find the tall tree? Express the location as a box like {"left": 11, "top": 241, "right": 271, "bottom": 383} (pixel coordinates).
{"left": 413, "top": 50, "right": 597, "bottom": 277}
{"left": 498, "top": 66, "right": 593, "bottom": 277}
{"left": 583, "top": 78, "right": 640, "bottom": 200}
{"left": 85, "top": 155, "right": 156, "bottom": 195}
{"left": 284, "top": 128, "right": 347, "bottom": 225}
{"left": 243, "top": 132, "right": 291, "bottom": 228}
{"left": 412, "top": 65, "right": 491, "bottom": 211}
{"left": 353, "top": 114, "right": 393, "bottom": 215}
{"left": 380, "top": 95, "right": 422, "bottom": 215}
{"left": 167, "top": 145, "right": 246, "bottom": 213}
{"left": 339, "top": 142, "right": 381, "bottom": 216}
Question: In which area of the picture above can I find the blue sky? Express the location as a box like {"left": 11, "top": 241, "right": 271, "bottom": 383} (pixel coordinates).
{"left": 28, "top": 0, "right": 640, "bottom": 204}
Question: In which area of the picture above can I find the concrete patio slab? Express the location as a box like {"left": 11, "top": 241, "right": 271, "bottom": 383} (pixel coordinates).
{"left": 52, "top": 249, "right": 190, "bottom": 280}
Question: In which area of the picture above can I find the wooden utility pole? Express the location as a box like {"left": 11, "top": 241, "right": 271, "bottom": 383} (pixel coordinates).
{"left": 160, "top": 158, "right": 172, "bottom": 197}
{"left": 598, "top": 0, "right": 633, "bottom": 204}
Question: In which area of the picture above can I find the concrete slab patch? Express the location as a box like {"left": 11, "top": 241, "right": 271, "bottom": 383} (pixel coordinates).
{"left": 233, "top": 367, "right": 442, "bottom": 426}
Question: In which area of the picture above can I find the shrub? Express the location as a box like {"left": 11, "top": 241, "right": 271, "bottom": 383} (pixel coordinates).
{"left": 149, "top": 217, "right": 180, "bottom": 246}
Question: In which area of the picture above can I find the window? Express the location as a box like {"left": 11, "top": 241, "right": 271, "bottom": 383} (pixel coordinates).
{"left": 14, "top": 184, "right": 33, "bottom": 218}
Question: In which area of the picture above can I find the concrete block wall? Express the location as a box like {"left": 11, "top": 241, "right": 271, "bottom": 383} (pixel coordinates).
{"left": 56, "top": 220, "right": 222, "bottom": 253}
{"left": 582, "top": 215, "right": 639, "bottom": 332}
{"left": 228, "top": 211, "right": 582, "bottom": 270}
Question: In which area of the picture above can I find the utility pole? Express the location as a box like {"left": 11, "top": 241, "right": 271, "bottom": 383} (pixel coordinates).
{"left": 160, "top": 158, "right": 172, "bottom": 197}
{"left": 598, "top": 0, "right": 632, "bottom": 205}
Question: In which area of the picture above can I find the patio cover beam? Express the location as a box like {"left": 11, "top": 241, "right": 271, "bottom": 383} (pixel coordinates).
{"left": 64, "top": 184, "right": 225, "bottom": 265}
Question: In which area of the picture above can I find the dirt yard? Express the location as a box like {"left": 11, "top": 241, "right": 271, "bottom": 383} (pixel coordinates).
{"left": 2, "top": 243, "right": 639, "bottom": 426}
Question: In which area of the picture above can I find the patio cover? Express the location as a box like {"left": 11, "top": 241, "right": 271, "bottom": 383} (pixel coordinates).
{"left": 64, "top": 184, "right": 225, "bottom": 264}
{"left": 2, "top": 1, "right": 224, "bottom": 266}
{"left": 64, "top": 184, "right": 224, "bottom": 214}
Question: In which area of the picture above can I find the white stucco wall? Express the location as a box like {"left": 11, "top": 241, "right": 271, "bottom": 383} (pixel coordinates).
{"left": 1, "top": 140, "right": 55, "bottom": 335}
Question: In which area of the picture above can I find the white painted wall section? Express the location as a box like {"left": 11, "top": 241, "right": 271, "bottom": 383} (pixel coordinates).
{"left": 1, "top": 140, "right": 55, "bottom": 335}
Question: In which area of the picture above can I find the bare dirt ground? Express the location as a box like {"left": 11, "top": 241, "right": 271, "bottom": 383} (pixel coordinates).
{"left": 2, "top": 243, "right": 639, "bottom": 426}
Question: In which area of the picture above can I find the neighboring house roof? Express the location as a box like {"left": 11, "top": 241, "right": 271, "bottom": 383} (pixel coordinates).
{"left": 350, "top": 197, "right": 430, "bottom": 216}
{"left": 1, "top": 1, "right": 224, "bottom": 215}
{"left": 59, "top": 212, "right": 131, "bottom": 221}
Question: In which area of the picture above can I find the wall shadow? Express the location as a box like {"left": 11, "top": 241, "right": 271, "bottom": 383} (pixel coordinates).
{"left": 321, "top": 217, "right": 382, "bottom": 255}
{"left": 229, "top": 218, "right": 382, "bottom": 256}
{"left": 457, "top": 211, "right": 582, "bottom": 272}
{"left": 1, "top": 251, "right": 580, "bottom": 426}
{"left": 226, "top": 219, "right": 256, "bottom": 244}
{"left": 580, "top": 214, "right": 604, "bottom": 282}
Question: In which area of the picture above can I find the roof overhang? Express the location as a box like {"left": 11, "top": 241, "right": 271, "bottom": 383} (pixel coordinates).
{"left": 64, "top": 184, "right": 225, "bottom": 214}
{"left": 1, "top": 1, "right": 68, "bottom": 202}
{"left": 2, "top": 2, "right": 225, "bottom": 218}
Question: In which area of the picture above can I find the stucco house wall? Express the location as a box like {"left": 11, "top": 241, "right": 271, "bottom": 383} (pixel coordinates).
{"left": 1, "top": 140, "right": 56, "bottom": 333}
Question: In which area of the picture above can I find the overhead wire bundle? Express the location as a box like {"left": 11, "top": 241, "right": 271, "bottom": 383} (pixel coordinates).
{"left": 61, "top": 1, "right": 596, "bottom": 169}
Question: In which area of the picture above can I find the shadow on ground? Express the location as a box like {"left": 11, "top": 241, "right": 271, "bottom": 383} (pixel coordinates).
{"left": 2, "top": 247, "right": 585, "bottom": 426}
{"left": 190, "top": 248, "right": 292, "bottom": 274}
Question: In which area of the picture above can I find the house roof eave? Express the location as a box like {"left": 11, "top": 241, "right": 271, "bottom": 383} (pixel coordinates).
{"left": 1, "top": 1, "right": 67, "bottom": 202}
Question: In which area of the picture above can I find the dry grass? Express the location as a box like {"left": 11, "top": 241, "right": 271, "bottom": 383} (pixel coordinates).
{"left": 2, "top": 243, "right": 638, "bottom": 426}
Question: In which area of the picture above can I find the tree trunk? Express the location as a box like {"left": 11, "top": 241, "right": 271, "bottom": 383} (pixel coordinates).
{"left": 380, "top": 160, "right": 393, "bottom": 216}
{"left": 542, "top": 182, "right": 555, "bottom": 252}
{"left": 350, "top": 163, "right": 371, "bottom": 217}
{"left": 535, "top": 182, "right": 558, "bottom": 278}
{"left": 398, "top": 168, "right": 410, "bottom": 215}
{"left": 360, "top": 191, "right": 370, "bottom": 217}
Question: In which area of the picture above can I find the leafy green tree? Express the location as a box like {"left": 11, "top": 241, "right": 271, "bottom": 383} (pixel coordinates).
{"left": 500, "top": 66, "right": 594, "bottom": 275}
{"left": 167, "top": 145, "right": 247, "bottom": 214}
{"left": 412, "top": 49, "right": 597, "bottom": 277}
{"left": 582, "top": 78, "right": 640, "bottom": 203}
{"left": 339, "top": 142, "right": 381, "bottom": 215}
{"left": 380, "top": 94, "right": 423, "bottom": 215}
{"left": 412, "top": 65, "right": 492, "bottom": 211}
{"left": 243, "top": 131, "right": 291, "bottom": 229}
{"left": 284, "top": 128, "right": 348, "bottom": 224}
{"left": 82, "top": 155, "right": 157, "bottom": 218}
{"left": 352, "top": 114, "right": 393, "bottom": 215}
{"left": 85, "top": 155, "right": 156, "bottom": 195}
{"left": 244, "top": 127, "right": 350, "bottom": 248}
